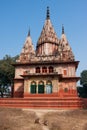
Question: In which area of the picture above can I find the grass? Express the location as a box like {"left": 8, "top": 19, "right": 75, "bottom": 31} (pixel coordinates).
{"left": 0, "top": 108, "right": 43, "bottom": 130}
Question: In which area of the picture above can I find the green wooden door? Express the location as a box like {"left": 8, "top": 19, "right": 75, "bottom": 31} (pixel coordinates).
{"left": 38, "top": 84, "right": 44, "bottom": 93}
{"left": 30, "top": 84, "right": 36, "bottom": 94}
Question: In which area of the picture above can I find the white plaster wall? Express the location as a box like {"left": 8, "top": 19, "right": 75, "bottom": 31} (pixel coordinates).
{"left": 55, "top": 64, "right": 76, "bottom": 77}
{"left": 15, "top": 66, "right": 35, "bottom": 78}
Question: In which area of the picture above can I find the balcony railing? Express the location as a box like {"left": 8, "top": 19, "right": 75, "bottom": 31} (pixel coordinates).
{"left": 23, "top": 70, "right": 58, "bottom": 76}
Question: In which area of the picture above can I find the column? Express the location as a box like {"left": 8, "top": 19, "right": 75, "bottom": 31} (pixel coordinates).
{"left": 44, "top": 81, "right": 46, "bottom": 94}
{"left": 28, "top": 81, "right": 30, "bottom": 93}
{"left": 36, "top": 81, "right": 38, "bottom": 94}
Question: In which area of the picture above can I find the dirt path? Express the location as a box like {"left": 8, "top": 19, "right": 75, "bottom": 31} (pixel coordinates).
{"left": 22, "top": 109, "right": 69, "bottom": 130}
{"left": 22, "top": 108, "right": 67, "bottom": 117}
{"left": 23, "top": 109, "right": 51, "bottom": 130}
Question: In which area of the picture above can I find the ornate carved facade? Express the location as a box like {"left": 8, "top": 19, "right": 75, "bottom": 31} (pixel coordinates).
{"left": 13, "top": 7, "right": 80, "bottom": 98}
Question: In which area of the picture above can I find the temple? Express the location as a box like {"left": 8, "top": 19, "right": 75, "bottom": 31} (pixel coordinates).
{"left": 13, "top": 7, "right": 80, "bottom": 98}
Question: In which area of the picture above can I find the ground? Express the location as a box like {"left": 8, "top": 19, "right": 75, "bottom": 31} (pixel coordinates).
{"left": 0, "top": 108, "right": 87, "bottom": 130}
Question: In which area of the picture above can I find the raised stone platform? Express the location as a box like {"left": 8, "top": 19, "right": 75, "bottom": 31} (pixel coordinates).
{"left": 0, "top": 96, "right": 86, "bottom": 109}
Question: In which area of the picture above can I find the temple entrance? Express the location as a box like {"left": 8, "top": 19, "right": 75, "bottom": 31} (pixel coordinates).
{"left": 30, "top": 81, "right": 36, "bottom": 94}
{"left": 46, "top": 81, "right": 52, "bottom": 94}
{"left": 38, "top": 81, "right": 44, "bottom": 93}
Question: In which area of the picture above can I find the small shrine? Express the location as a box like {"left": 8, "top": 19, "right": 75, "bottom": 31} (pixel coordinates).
{"left": 13, "top": 7, "right": 79, "bottom": 98}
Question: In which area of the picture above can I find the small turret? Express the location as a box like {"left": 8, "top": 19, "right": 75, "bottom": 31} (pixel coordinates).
{"left": 18, "top": 29, "right": 35, "bottom": 62}
{"left": 60, "top": 25, "right": 75, "bottom": 61}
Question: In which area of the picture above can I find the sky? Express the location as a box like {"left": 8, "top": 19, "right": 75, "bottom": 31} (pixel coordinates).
{"left": 0, "top": 0, "right": 87, "bottom": 78}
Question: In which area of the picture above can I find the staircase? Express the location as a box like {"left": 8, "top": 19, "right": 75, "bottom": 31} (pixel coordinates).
{"left": 0, "top": 96, "right": 85, "bottom": 109}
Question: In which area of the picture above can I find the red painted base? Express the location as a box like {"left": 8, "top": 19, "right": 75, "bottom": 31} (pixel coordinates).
{"left": 0, "top": 97, "right": 87, "bottom": 109}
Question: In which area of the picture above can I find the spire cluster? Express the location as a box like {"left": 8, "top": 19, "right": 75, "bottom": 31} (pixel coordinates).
{"left": 17, "top": 7, "right": 74, "bottom": 62}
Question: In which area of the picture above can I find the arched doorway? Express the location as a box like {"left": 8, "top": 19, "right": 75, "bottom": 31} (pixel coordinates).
{"left": 46, "top": 81, "right": 52, "bottom": 94}
{"left": 30, "top": 81, "right": 37, "bottom": 94}
{"left": 38, "top": 81, "right": 44, "bottom": 93}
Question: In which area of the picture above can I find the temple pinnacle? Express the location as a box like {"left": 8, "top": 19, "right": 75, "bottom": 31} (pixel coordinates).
{"left": 46, "top": 6, "right": 50, "bottom": 19}
{"left": 62, "top": 25, "right": 64, "bottom": 34}
{"left": 28, "top": 28, "right": 30, "bottom": 36}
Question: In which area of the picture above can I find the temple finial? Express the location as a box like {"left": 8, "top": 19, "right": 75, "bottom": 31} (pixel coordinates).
{"left": 28, "top": 28, "right": 30, "bottom": 36}
{"left": 46, "top": 6, "right": 50, "bottom": 19}
{"left": 62, "top": 25, "right": 64, "bottom": 34}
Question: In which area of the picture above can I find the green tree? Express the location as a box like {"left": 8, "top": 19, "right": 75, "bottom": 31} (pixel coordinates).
{"left": 78, "top": 70, "right": 87, "bottom": 98}
{"left": 0, "top": 55, "right": 18, "bottom": 97}
{"left": 80, "top": 70, "right": 87, "bottom": 86}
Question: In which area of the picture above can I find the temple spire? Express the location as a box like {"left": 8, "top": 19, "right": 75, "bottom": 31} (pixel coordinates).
{"left": 28, "top": 28, "right": 30, "bottom": 36}
{"left": 46, "top": 6, "right": 50, "bottom": 19}
{"left": 62, "top": 25, "right": 64, "bottom": 34}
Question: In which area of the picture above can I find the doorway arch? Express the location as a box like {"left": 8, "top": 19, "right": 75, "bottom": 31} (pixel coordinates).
{"left": 38, "top": 81, "right": 44, "bottom": 93}
{"left": 46, "top": 81, "right": 52, "bottom": 94}
{"left": 30, "top": 81, "right": 37, "bottom": 94}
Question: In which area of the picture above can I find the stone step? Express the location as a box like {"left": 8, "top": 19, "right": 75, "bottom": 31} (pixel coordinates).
{"left": 0, "top": 102, "right": 83, "bottom": 108}
{"left": 0, "top": 96, "right": 82, "bottom": 100}
{"left": 0, "top": 97, "right": 84, "bottom": 109}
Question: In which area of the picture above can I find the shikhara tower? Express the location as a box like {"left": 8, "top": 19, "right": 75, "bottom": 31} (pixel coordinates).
{"left": 13, "top": 7, "right": 80, "bottom": 98}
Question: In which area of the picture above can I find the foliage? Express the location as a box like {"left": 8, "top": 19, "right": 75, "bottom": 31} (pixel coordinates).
{"left": 0, "top": 85, "right": 11, "bottom": 97}
{"left": 77, "top": 86, "right": 87, "bottom": 98}
{"left": 0, "top": 55, "right": 18, "bottom": 97}
{"left": 80, "top": 70, "right": 87, "bottom": 86}
{"left": 77, "top": 70, "right": 87, "bottom": 98}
